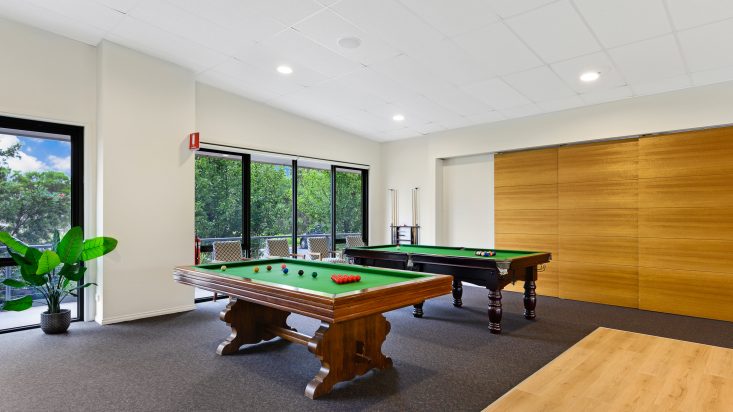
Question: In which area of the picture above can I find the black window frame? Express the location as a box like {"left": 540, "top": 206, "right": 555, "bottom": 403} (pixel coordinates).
{"left": 0, "top": 115, "right": 84, "bottom": 334}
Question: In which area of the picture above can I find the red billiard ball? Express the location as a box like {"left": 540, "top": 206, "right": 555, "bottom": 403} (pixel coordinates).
{"left": 281, "top": 263, "right": 287, "bottom": 269}
{"left": 356, "top": 275, "right": 361, "bottom": 281}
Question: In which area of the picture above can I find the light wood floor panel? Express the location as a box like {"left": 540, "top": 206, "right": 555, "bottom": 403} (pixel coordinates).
{"left": 495, "top": 209, "right": 558, "bottom": 235}
{"left": 485, "top": 327, "right": 733, "bottom": 412}
{"left": 559, "top": 139, "right": 638, "bottom": 183}
{"left": 640, "top": 208, "right": 733, "bottom": 241}
{"left": 494, "top": 148, "right": 558, "bottom": 187}
{"left": 639, "top": 174, "right": 733, "bottom": 209}
{"left": 559, "top": 180, "right": 638, "bottom": 209}
{"left": 639, "top": 127, "right": 733, "bottom": 179}
{"left": 559, "top": 261, "right": 638, "bottom": 308}
{"left": 639, "top": 267, "right": 733, "bottom": 322}
{"left": 494, "top": 184, "right": 558, "bottom": 210}
{"left": 559, "top": 209, "right": 638, "bottom": 237}
{"left": 560, "top": 235, "right": 638, "bottom": 266}
{"left": 639, "top": 237, "right": 733, "bottom": 273}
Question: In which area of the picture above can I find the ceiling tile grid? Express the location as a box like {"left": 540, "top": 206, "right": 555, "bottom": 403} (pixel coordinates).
{"left": 1, "top": 0, "right": 733, "bottom": 141}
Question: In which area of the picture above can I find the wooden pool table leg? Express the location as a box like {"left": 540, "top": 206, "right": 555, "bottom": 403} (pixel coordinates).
{"left": 452, "top": 279, "right": 463, "bottom": 307}
{"left": 412, "top": 301, "right": 424, "bottom": 318}
{"left": 523, "top": 266, "right": 538, "bottom": 320}
{"left": 216, "top": 298, "right": 292, "bottom": 355}
{"left": 305, "top": 314, "right": 393, "bottom": 399}
{"left": 488, "top": 288, "right": 502, "bottom": 334}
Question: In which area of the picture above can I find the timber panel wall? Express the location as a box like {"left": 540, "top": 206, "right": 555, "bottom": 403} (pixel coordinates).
{"left": 558, "top": 139, "right": 639, "bottom": 308}
{"left": 494, "top": 148, "right": 559, "bottom": 297}
{"left": 638, "top": 128, "right": 733, "bottom": 321}
{"left": 494, "top": 126, "right": 733, "bottom": 322}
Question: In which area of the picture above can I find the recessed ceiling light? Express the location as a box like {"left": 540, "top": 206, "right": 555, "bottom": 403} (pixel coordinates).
{"left": 580, "top": 71, "right": 601, "bottom": 82}
{"left": 392, "top": 114, "right": 405, "bottom": 122}
{"left": 276, "top": 65, "right": 293, "bottom": 75}
{"left": 338, "top": 36, "right": 362, "bottom": 49}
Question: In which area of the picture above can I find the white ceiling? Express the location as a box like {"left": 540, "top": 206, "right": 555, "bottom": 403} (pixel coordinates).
{"left": 2, "top": 0, "right": 733, "bottom": 142}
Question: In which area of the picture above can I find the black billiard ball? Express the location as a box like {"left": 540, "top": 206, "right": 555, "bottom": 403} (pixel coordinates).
{"left": 298, "top": 269, "right": 304, "bottom": 276}
{"left": 311, "top": 272, "right": 318, "bottom": 278}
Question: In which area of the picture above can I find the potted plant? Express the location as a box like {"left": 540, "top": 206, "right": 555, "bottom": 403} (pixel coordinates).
{"left": 0, "top": 227, "right": 117, "bottom": 334}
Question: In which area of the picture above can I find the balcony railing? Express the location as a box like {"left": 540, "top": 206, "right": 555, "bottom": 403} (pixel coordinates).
{"left": 199, "top": 233, "right": 362, "bottom": 262}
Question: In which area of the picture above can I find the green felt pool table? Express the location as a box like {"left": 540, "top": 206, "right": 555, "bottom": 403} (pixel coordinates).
{"left": 344, "top": 244, "right": 552, "bottom": 334}
{"left": 173, "top": 258, "right": 451, "bottom": 399}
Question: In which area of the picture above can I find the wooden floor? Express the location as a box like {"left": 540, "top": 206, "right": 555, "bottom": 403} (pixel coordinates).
{"left": 484, "top": 327, "right": 733, "bottom": 412}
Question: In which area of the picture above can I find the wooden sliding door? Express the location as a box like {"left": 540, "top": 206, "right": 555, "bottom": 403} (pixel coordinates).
{"left": 558, "top": 140, "right": 639, "bottom": 308}
{"left": 494, "top": 148, "right": 559, "bottom": 297}
{"left": 638, "top": 128, "right": 733, "bottom": 321}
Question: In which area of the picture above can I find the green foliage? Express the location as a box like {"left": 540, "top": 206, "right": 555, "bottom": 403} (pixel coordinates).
{"left": 81, "top": 237, "right": 118, "bottom": 261}
{"left": 250, "top": 162, "right": 293, "bottom": 237}
{"left": 2, "top": 295, "right": 33, "bottom": 312}
{"left": 0, "top": 227, "right": 117, "bottom": 313}
{"left": 297, "top": 168, "right": 331, "bottom": 235}
{"left": 0, "top": 169, "right": 71, "bottom": 244}
{"left": 57, "top": 226, "right": 83, "bottom": 264}
{"left": 36, "top": 250, "right": 61, "bottom": 275}
{"left": 194, "top": 155, "right": 243, "bottom": 239}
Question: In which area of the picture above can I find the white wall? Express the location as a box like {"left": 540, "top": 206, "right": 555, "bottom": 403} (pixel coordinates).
{"left": 195, "top": 84, "right": 384, "bottom": 244}
{"left": 0, "top": 17, "right": 99, "bottom": 320}
{"left": 96, "top": 41, "right": 196, "bottom": 323}
{"left": 382, "top": 81, "right": 733, "bottom": 245}
{"left": 440, "top": 154, "right": 493, "bottom": 248}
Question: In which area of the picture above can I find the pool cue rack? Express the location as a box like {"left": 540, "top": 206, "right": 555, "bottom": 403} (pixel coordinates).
{"left": 389, "top": 188, "right": 420, "bottom": 245}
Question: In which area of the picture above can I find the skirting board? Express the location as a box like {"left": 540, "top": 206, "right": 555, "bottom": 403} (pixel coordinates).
{"left": 95, "top": 304, "right": 197, "bottom": 325}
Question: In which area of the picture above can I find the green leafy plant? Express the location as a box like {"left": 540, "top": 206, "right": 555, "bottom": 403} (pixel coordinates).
{"left": 0, "top": 227, "right": 117, "bottom": 313}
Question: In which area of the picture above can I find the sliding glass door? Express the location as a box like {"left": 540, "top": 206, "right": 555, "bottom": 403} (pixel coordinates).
{"left": 250, "top": 155, "right": 293, "bottom": 258}
{"left": 0, "top": 116, "right": 83, "bottom": 333}
{"left": 297, "top": 161, "right": 331, "bottom": 258}
{"left": 334, "top": 167, "right": 368, "bottom": 251}
{"left": 194, "top": 151, "right": 243, "bottom": 299}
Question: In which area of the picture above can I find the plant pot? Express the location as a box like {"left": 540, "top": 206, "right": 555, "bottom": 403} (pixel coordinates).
{"left": 40, "top": 309, "right": 71, "bottom": 334}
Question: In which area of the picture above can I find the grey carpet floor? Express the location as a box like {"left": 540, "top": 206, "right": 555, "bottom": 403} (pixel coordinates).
{"left": 1, "top": 286, "right": 732, "bottom": 412}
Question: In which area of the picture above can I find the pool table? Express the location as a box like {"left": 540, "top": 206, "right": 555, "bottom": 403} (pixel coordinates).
{"left": 344, "top": 245, "right": 552, "bottom": 334}
{"left": 173, "top": 258, "right": 451, "bottom": 399}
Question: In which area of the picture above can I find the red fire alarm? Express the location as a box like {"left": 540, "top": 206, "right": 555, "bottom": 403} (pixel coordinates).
{"left": 189, "top": 132, "right": 200, "bottom": 150}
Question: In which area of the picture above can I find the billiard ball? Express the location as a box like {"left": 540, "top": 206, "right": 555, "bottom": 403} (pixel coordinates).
{"left": 283, "top": 268, "right": 289, "bottom": 274}
{"left": 298, "top": 269, "right": 304, "bottom": 276}
{"left": 281, "top": 263, "right": 287, "bottom": 269}
{"left": 220, "top": 265, "right": 227, "bottom": 271}
{"left": 253, "top": 266, "right": 259, "bottom": 273}
{"left": 311, "top": 272, "right": 318, "bottom": 278}
{"left": 266, "top": 265, "right": 272, "bottom": 271}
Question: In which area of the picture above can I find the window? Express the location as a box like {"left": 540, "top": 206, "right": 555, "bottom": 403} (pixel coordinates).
{"left": 193, "top": 148, "right": 368, "bottom": 302}
{"left": 0, "top": 116, "right": 83, "bottom": 333}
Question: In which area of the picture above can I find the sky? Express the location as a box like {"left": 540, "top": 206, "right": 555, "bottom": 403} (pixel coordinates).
{"left": 0, "top": 133, "right": 71, "bottom": 175}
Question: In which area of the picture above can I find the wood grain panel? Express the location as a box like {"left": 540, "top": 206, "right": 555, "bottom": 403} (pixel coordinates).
{"left": 494, "top": 148, "right": 558, "bottom": 187}
{"left": 639, "top": 267, "right": 733, "bottom": 322}
{"left": 639, "top": 126, "right": 733, "bottom": 179}
{"left": 503, "top": 266, "right": 558, "bottom": 297}
{"left": 495, "top": 233, "right": 558, "bottom": 259}
{"left": 495, "top": 209, "right": 558, "bottom": 235}
{"left": 559, "top": 180, "right": 638, "bottom": 209}
{"left": 639, "top": 238, "right": 733, "bottom": 273}
{"left": 560, "top": 235, "right": 638, "bottom": 266}
{"left": 494, "top": 184, "right": 558, "bottom": 210}
{"left": 639, "top": 208, "right": 733, "bottom": 241}
{"left": 485, "top": 327, "right": 733, "bottom": 412}
{"left": 559, "top": 139, "right": 638, "bottom": 183}
{"left": 559, "top": 209, "right": 637, "bottom": 237}
{"left": 639, "top": 174, "right": 733, "bottom": 208}
{"left": 559, "top": 261, "right": 638, "bottom": 308}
